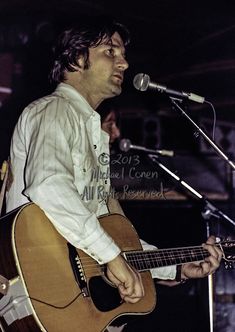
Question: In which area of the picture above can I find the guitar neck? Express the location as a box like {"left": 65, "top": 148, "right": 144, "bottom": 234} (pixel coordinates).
{"left": 124, "top": 245, "right": 212, "bottom": 271}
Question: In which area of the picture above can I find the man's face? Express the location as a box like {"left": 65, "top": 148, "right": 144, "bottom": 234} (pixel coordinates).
{"left": 101, "top": 110, "right": 120, "bottom": 143}
{"left": 81, "top": 32, "right": 129, "bottom": 99}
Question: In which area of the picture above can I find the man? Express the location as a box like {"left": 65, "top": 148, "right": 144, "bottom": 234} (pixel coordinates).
{"left": 99, "top": 105, "right": 120, "bottom": 144}
{"left": 6, "top": 16, "right": 222, "bottom": 329}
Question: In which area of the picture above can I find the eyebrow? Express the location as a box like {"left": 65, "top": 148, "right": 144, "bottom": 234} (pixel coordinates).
{"left": 104, "top": 40, "right": 126, "bottom": 55}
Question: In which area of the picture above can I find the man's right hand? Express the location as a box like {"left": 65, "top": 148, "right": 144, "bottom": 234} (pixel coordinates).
{"left": 106, "top": 255, "right": 145, "bottom": 304}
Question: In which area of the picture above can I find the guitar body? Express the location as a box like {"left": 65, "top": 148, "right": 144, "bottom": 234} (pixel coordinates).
{"left": 0, "top": 204, "right": 156, "bottom": 332}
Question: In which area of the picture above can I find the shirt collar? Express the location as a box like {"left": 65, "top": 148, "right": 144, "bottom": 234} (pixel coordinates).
{"left": 54, "top": 83, "right": 109, "bottom": 143}
{"left": 54, "top": 82, "right": 97, "bottom": 120}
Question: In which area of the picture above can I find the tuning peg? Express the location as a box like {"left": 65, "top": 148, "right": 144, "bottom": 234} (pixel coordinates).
{"left": 224, "top": 261, "right": 234, "bottom": 270}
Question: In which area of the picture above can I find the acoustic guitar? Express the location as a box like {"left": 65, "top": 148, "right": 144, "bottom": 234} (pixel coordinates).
{"left": 0, "top": 203, "right": 234, "bottom": 332}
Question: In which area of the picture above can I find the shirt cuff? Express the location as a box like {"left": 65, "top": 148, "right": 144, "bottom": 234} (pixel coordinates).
{"left": 79, "top": 231, "right": 121, "bottom": 264}
{"left": 140, "top": 239, "right": 177, "bottom": 280}
{"left": 150, "top": 265, "right": 177, "bottom": 280}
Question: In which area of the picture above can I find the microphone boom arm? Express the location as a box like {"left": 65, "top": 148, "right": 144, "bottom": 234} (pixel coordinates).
{"left": 148, "top": 153, "right": 235, "bottom": 228}
{"left": 170, "top": 98, "right": 235, "bottom": 171}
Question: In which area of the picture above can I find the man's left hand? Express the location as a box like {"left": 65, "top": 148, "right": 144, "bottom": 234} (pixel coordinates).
{"left": 181, "top": 236, "right": 223, "bottom": 280}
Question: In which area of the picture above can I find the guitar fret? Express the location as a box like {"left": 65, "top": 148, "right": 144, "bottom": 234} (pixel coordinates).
{"left": 158, "top": 251, "right": 167, "bottom": 267}
{"left": 165, "top": 250, "right": 175, "bottom": 265}
{"left": 139, "top": 253, "right": 146, "bottom": 270}
{"left": 146, "top": 251, "right": 155, "bottom": 269}
{"left": 125, "top": 247, "right": 210, "bottom": 272}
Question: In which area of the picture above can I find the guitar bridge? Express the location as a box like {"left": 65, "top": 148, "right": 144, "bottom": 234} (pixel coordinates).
{"left": 67, "top": 243, "right": 89, "bottom": 297}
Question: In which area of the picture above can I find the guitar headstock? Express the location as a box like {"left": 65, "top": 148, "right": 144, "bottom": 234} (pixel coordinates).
{"left": 220, "top": 240, "right": 235, "bottom": 269}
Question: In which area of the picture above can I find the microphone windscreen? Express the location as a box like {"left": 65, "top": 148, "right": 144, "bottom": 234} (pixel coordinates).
{"left": 119, "top": 139, "right": 131, "bottom": 152}
{"left": 133, "top": 73, "right": 150, "bottom": 91}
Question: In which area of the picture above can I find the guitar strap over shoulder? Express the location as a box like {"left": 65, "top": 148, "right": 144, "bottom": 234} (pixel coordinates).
{"left": 0, "top": 160, "right": 9, "bottom": 217}
{"left": 0, "top": 160, "right": 10, "bottom": 331}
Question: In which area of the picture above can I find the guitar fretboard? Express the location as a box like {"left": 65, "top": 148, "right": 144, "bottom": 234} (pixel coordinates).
{"left": 124, "top": 246, "right": 210, "bottom": 271}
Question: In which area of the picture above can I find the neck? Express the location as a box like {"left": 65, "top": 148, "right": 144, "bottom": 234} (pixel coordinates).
{"left": 123, "top": 245, "right": 211, "bottom": 272}
{"left": 64, "top": 78, "right": 103, "bottom": 110}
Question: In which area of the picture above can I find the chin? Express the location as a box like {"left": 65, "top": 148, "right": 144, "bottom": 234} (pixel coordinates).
{"left": 112, "top": 86, "right": 122, "bottom": 96}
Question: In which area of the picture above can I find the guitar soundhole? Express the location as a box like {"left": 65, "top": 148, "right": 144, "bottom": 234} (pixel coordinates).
{"left": 89, "top": 276, "right": 122, "bottom": 312}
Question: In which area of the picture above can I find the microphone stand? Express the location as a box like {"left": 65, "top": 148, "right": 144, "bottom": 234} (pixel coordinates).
{"left": 147, "top": 154, "right": 235, "bottom": 228}
{"left": 155, "top": 96, "right": 235, "bottom": 332}
{"left": 147, "top": 153, "right": 234, "bottom": 332}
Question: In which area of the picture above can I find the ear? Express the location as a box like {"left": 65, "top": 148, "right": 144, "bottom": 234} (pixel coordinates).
{"left": 67, "top": 56, "right": 84, "bottom": 72}
{"left": 74, "top": 56, "right": 85, "bottom": 72}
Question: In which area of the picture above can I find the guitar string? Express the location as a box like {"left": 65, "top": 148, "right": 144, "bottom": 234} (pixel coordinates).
{"left": 78, "top": 255, "right": 209, "bottom": 268}
{"left": 77, "top": 248, "right": 209, "bottom": 266}
{"left": 61, "top": 247, "right": 213, "bottom": 277}
{"left": 74, "top": 246, "right": 215, "bottom": 272}
{"left": 77, "top": 254, "right": 209, "bottom": 273}
{"left": 77, "top": 247, "right": 209, "bottom": 262}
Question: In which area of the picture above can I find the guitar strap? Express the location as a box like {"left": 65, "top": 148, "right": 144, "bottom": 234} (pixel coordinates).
{"left": 0, "top": 161, "right": 9, "bottom": 331}
{"left": 0, "top": 160, "right": 9, "bottom": 217}
{"left": 0, "top": 161, "right": 8, "bottom": 331}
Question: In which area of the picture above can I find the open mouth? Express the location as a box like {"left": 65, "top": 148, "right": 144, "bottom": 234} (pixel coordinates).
{"left": 113, "top": 74, "right": 123, "bottom": 82}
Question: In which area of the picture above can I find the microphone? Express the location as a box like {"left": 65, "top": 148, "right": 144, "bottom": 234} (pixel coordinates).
{"left": 119, "top": 138, "right": 174, "bottom": 157}
{"left": 133, "top": 73, "right": 205, "bottom": 104}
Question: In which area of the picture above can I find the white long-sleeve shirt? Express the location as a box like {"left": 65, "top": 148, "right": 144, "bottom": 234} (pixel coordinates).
{"left": 6, "top": 82, "right": 176, "bottom": 279}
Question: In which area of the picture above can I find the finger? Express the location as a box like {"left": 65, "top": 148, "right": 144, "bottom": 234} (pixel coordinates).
{"left": 206, "top": 235, "right": 216, "bottom": 245}
{"left": 200, "top": 256, "right": 220, "bottom": 276}
{"left": 136, "top": 271, "right": 145, "bottom": 297}
{"left": 118, "top": 284, "right": 139, "bottom": 303}
{"left": 203, "top": 242, "right": 221, "bottom": 261}
{"left": 119, "top": 271, "right": 144, "bottom": 301}
{"left": 214, "top": 245, "right": 223, "bottom": 262}
{"left": 199, "top": 261, "right": 211, "bottom": 276}
{"left": 129, "top": 270, "right": 145, "bottom": 297}
{"left": 122, "top": 295, "right": 142, "bottom": 304}
{"left": 121, "top": 273, "right": 136, "bottom": 295}
{"left": 205, "top": 255, "right": 220, "bottom": 270}
{"left": 121, "top": 280, "right": 144, "bottom": 303}
{"left": 204, "top": 236, "right": 223, "bottom": 262}
{"left": 118, "top": 283, "right": 133, "bottom": 297}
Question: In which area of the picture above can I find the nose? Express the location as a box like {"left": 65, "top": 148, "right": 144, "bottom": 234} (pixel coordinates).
{"left": 110, "top": 123, "right": 120, "bottom": 142}
{"left": 117, "top": 56, "right": 129, "bottom": 71}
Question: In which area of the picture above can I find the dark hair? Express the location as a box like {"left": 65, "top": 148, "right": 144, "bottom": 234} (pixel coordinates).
{"left": 49, "top": 16, "right": 130, "bottom": 84}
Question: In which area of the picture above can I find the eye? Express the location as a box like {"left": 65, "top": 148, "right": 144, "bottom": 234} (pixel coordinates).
{"left": 106, "top": 47, "right": 115, "bottom": 57}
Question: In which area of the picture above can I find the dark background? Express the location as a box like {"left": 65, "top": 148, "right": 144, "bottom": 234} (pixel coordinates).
{"left": 0, "top": 1, "right": 235, "bottom": 331}
{"left": 0, "top": 0, "right": 235, "bottom": 139}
